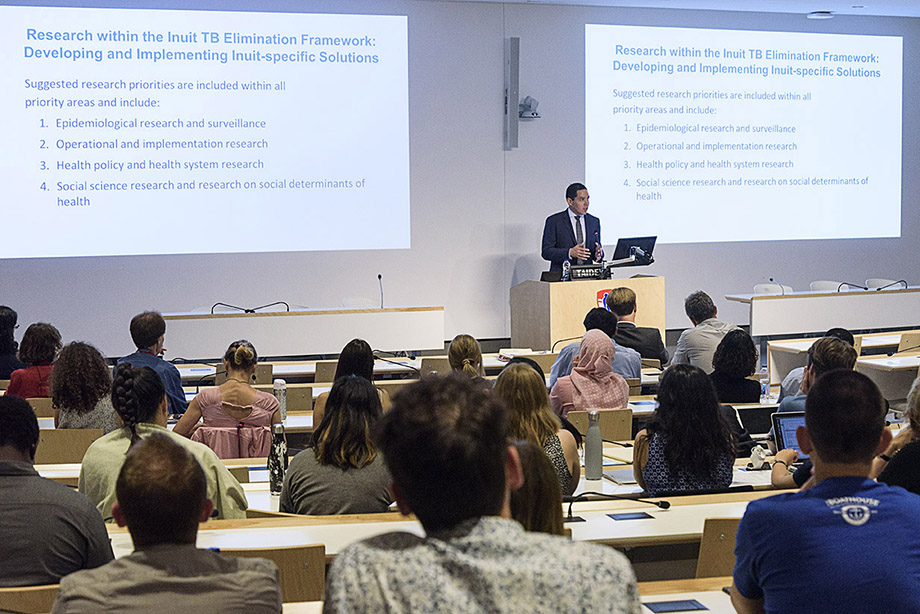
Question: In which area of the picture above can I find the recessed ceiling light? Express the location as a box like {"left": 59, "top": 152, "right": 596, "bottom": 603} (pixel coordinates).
{"left": 807, "top": 11, "right": 835, "bottom": 19}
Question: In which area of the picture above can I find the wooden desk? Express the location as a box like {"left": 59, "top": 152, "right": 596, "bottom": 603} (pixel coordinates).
{"left": 163, "top": 307, "right": 445, "bottom": 359}
{"left": 726, "top": 287, "right": 920, "bottom": 337}
{"left": 638, "top": 577, "right": 734, "bottom": 612}
{"left": 511, "top": 277, "right": 665, "bottom": 351}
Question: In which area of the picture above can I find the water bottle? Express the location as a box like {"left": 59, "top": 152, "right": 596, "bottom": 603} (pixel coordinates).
{"left": 759, "top": 367, "right": 771, "bottom": 404}
{"left": 268, "top": 424, "right": 288, "bottom": 496}
{"left": 273, "top": 378, "right": 287, "bottom": 422}
{"left": 585, "top": 410, "right": 603, "bottom": 480}
{"left": 562, "top": 259, "right": 571, "bottom": 281}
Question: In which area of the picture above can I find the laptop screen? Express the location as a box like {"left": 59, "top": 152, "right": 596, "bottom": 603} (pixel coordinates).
{"left": 771, "top": 411, "right": 809, "bottom": 459}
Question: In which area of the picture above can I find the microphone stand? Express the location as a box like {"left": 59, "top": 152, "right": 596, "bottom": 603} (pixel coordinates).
{"left": 373, "top": 352, "right": 421, "bottom": 375}
{"left": 875, "top": 280, "right": 908, "bottom": 291}
{"left": 837, "top": 282, "right": 869, "bottom": 292}
{"left": 552, "top": 336, "right": 582, "bottom": 351}
{"left": 562, "top": 491, "right": 670, "bottom": 523}
{"left": 887, "top": 343, "right": 920, "bottom": 357}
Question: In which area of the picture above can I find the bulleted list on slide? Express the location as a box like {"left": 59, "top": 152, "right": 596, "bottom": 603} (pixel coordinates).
{"left": 3, "top": 6, "right": 410, "bottom": 258}
{"left": 586, "top": 24, "right": 902, "bottom": 244}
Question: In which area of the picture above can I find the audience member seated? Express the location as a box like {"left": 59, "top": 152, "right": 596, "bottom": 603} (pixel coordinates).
{"left": 549, "top": 329, "right": 629, "bottom": 419}
{"left": 79, "top": 364, "right": 247, "bottom": 521}
{"left": 323, "top": 374, "right": 640, "bottom": 613}
{"left": 448, "top": 333, "right": 484, "bottom": 378}
{"left": 280, "top": 375, "right": 392, "bottom": 515}
{"left": 671, "top": 290, "right": 738, "bottom": 373}
{"left": 633, "top": 364, "right": 735, "bottom": 496}
{"left": 174, "top": 340, "right": 281, "bottom": 458}
{"left": 0, "top": 305, "right": 24, "bottom": 380}
{"left": 873, "top": 376, "right": 920, "bottom": 495}
{"left": 509, "top": 440, "right": 565, "bottom": 536}
{"left": 604, "top": 287, "right": 669, "bottom": 365}
{"left": 731, "top": 370, "right": 920, "bottom": 613}
{"left": 709, "top": 329, "right": 761, "bottom": 403}
{"left": 6, "top": 322, "right": 61, "bottom": 399}
{"left": 778, "top": 327, "right": 855, "bottom": 401}
{"left": 0, "top": 396, "right": 113, "bottom": 587}
{"left": 53, "top": 433, "right": 281, "bottom": 613}
{"left": 312, "top": 338, "right": 392, "bottom": 427}
{"left": 505, "top": 356, "right": 583, "bottom": 448}
{"left": 495, "top": 362, "right": 580, "bottom": 496}
{"left": 549, "top": 307, "right": 641, "bottom": 387}
{"left": 116, "top": 311, "right": 187, "bottom": 415}
{"left": 51, "top": 342, "right": 118, "bottom": 433}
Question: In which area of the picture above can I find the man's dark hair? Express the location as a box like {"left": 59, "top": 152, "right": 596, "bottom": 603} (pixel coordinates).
{"left": 18, "top": 323, "right": 62, "bottom": 364}
{"left": 805, "top": 370, "right": 885, "bottom": 464}
{"left": 565, "top": 182, "right": 587, "bottom": 201}
{"left": 129, "top": 311, "right": 166, "bottom": 349}
{"left": 605, "top": 287, "right": 637, "bottom": 317}
{"left": 684, "top": 291, "right": 716, "bottom": 323}
{"left": 807, "top": 337, "right": 857, "bottom": 378}
{"left": 583, "top": 307, "right": 618, "bottom": 338}
{"left": 0, "top": 395, "right": 39, "bottom": 459}
{"left": 116, "top": 432, "right": 207, "bottom": 547}
{"left": 825, "top": 327, "right": 855, "bottom": 347}
{"left": 712, "top": 329, "right": 758, "bottom": 379}
{"left": 0, "top": 305, "right": 18, "bottom": 355}
{"left": 375, "top": 373, "right": 509, "bottom": 533}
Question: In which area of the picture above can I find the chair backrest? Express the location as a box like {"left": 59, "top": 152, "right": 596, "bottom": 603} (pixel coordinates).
{"left": 624, "top": 377, "right": 641, "bottom": 396}
{"left": 313, "top": 360, "right": 338, "bottom": 383}
{"left": 897, "top": 332, "right": 920, "bottom": 354}
{"left": 419, "top": 356, "right": 451, "bottom": 376}
{"left": 222, "top": 544, "right": 325, "bottom": 603}
{"left": 227, "top": 465, "right": 250, "bottom": 484}
{"left": 852, "top": 336, "right": 863, "bottom": 355}
{"left": 34, "top": 428, "right": 104, "bottom": 464}
{"left": 215, "top": 363, "right": 274, "bottom": 385}
{"left": 0, "top": 583, "right": 60, "bottom": 613}
{"left": 566, "top": 408, "right": 632, "bottom": 441}
{"left": 753, "top": 283, "right": 793, "bottom": 295}
{"left": 253, "top": 384, "right": 313, "bottom": 411}
{"left": 512, "top": 352, "right": 558, "bottom": 374}
{"left": 640, "top": 358, "right": 661, "bottom": 370}
{"left": 810, "top": 280, "right": 845, "bottom": 292}
{"left": 866, "top": 278, "right": 905, "bottom": 289}
{"left": 27, "top": 397, "right": 55, "bottom": 418}
{"left": 696, "top": 517, "right": 741, "bottom": 578}
{"left": 0, "top": 379, "right": 9, "bottom": 391}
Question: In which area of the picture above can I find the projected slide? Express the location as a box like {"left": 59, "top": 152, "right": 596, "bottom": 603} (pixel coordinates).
{"left": 585, "top": 24, "right": 902, "bottom": 244}
{"left": 0, "top": 6, "right": 409, "bottom": 258}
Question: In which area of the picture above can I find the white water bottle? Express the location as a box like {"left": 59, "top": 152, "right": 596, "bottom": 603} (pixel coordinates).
{"left": 273, "top": 378, "right": 287, "bottom": 422}
{"left": 585, "top": 410, "right": 603, "bottom": 480}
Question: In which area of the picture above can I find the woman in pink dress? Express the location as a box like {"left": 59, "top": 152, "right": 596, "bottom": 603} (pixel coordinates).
{"left": 174, "top": 339, "right": 281, "bottom": 458}
{"left": 549, "top": 329, "right": 629, "bottom": 418}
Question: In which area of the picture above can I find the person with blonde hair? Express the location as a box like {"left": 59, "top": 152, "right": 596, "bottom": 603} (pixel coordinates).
{"left": 495, "top": 362, "right": 580, "bottom": 496}
{"left": 549, "top": 329, "right": 629, "bottom": 418}
{"left": 174, "top": 340, "right": 281, "bottom": 458}
{"left": 448, "top": 333, "right": 483, "bottom": 378}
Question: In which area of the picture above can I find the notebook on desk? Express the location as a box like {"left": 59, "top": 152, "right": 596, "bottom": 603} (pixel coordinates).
{"left": 603, "top": 468, "right": 638, "bottom": 485}
{"left": 771, "top": 411, "right": 809, "bottom": 460}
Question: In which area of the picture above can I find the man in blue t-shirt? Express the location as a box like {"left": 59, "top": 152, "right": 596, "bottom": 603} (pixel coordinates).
{"left": 116, "top": 311, "right": 187, "bottom": 416}
{"left": 732, "top": 370, "right": 920, "bottom": 614}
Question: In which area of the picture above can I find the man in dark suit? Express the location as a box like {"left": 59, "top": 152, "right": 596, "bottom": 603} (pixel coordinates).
{"left": 541, "top": 182, "right": 603, "bottom": 273}
{"left": 604, "top": 287, "right": 669, "bottom": 366}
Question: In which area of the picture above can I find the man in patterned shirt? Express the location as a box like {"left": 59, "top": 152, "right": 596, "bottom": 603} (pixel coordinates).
{"left": 324, "top": 373, "right": 641, "bottom": 614}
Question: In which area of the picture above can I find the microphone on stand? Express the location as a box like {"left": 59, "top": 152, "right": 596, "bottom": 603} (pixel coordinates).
{"left": 887, "top": 344, "right": 920, "bottom": 357}
{"left": 837, "top": 282, "right": 869, "bottom": 292}
{"left": 875, "top": 279, "right": 908, "bottom": 291}
{"left": 563, "top": 491, "right": 670, "bottom": 523}
{"left": 378, "top": 274, "right": 384, "bottom": 309}
{"left": 552, "top": 336, "right": 582, "bottom": 352}
{"left": 768, "top": 277, "right": 787, "bottom": 295}
{"left": 192, "top": 369, "right": 225, "bottom": 393}
{"left": 373, "top": 352, "right": 421, "bottom": 375}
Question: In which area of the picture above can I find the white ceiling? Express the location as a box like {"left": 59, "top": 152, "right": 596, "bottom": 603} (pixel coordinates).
{"left": 436, "top": 1, "right": 920, "bottom": 18}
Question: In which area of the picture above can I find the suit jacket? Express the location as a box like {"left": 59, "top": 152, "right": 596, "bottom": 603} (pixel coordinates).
{"left": 614, "top": 321, "right": 669, "bottom": 365}
{"left": 541, "top": 210, "right": 601, "bottom": 272}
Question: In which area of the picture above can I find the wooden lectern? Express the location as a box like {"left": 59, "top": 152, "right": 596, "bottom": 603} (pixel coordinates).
{"left": 510, "top": 277, "right": 665, "bottom": 351}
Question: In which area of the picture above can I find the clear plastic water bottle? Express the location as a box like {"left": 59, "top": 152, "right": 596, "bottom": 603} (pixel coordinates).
{"left": 268, "top": 424, "right": 288, "bottom": 496}
{"left": 273, "top": 378, "right": 287, "bottom": 422}
{"left": 585, "top": 410, "right": 603, "bottom": 480}
{"left": 759, "top": 367, "right": 771, "bottom": 404}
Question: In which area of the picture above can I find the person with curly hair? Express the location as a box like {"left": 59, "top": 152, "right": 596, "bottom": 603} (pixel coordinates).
{"left": 0, "top": 306, "right": 24, "bottom": 380}
{"left": 633, "top": 364, "right": 735, "bottom": 496}
{"left": 51, "top": 342, "right": 118, "bottom": 433}
{"left": 709, "top": 329, "right": 761, "bottom": 404}
{"left": 7, "top": 323, "right": 61, "bottom": 399}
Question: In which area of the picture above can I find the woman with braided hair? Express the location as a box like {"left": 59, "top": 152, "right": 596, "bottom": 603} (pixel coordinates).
{"left": 78, "top": 364, "right": 247, "bottom": 521}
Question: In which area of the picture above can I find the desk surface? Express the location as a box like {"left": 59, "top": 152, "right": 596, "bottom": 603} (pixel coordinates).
{"left": 857, "top": 353, "right": 920, "bottom": 372}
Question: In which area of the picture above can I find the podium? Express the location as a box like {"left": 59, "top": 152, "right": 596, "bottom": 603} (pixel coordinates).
{"left": 510, "top": 277, "right": 665, "bottom": 351}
